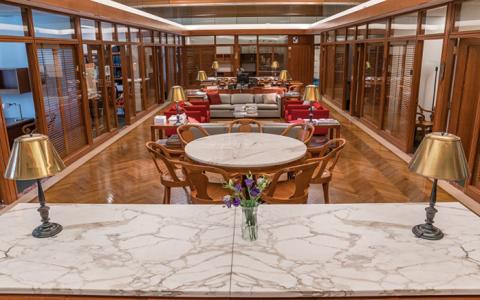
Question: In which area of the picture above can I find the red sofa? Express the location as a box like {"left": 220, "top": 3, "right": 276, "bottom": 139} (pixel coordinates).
{"left": 284, "top": 102, "right": 330, "bottom": 135}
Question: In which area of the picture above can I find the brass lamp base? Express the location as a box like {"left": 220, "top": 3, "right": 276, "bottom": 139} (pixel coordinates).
{"left": 32, "top": 222, "right": 63, "bottom": 238}
{"left": 412, "top": 223, "right": 444, "bottom": 240}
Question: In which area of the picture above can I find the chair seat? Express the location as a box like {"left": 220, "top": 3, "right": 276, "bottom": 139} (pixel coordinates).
{"left": 161, "top": 168, "right": 188, "bottom": 187}
{"left": 191, "top": 183, "right": 229, "bottom": 204}
{"left": 262, "top": 181, "right": 307, "bottom": 204}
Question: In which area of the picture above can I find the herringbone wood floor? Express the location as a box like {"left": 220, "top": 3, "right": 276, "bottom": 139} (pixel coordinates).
{"left": 39, "top": 104, "right": 455, "bottom": 204}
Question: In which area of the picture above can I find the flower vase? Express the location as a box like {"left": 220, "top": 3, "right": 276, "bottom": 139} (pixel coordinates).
{"left": 241, "top": 205, "right": 258, "bottom": 241}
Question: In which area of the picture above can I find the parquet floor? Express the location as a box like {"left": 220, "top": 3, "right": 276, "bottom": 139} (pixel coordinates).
{"left": 39, "top": 104, "right": 455, "bottom": 204}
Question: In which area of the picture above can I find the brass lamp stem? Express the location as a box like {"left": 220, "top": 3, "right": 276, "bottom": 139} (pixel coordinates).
{"left": 32, "top": 179, "right": 63, "bottom": 238}
{"left": 412, "top": 178, "right": 444, "bottom": 240}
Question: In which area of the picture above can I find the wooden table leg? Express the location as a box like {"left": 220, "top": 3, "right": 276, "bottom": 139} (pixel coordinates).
{"left": 336, "top": 126, "right": 341, "bottom": 138}
{"left": 151, "top": 127, "right": 156, "bottom": 141}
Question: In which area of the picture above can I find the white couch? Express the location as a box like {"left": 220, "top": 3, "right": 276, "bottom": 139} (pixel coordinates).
{"left": 210, "top": 93, "right": 281, "bottom": 118}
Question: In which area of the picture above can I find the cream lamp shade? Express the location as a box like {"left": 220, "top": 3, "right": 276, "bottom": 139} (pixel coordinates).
{"left": 303, "top": 85, "right": 320, "bottom": 102}
{"left": 167, "top": 85, "right": 187, "bottom": 103}
{"left": 196, "top": 70, "right": 208, "bottom": 81}
{"left": 211, "top": 61, "right": 219, "bottom": 70}
{"left": 271, "top": 61, "right": 280, "bottom": 69}
{"left": 4, "top": 134, "right": 65, "bottom": 180}
{"left": 408, "top": 132, "right": 468, "bottom": 181}
{"left": 278, "top": 70, "right": 292, "bottom": 81}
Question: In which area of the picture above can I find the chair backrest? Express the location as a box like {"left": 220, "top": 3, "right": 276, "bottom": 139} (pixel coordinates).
{"left": 263, "top": 161, "right": 318, "bottom": 204}
{"left": 145, "top": 142, "right": 185, "bottom": 184}
{"left": 177, "top": 124, "right": 209, "bottom": 147}
{"left": 281, "top": 123, "right": 315, "bottom": 144}
{"left": 176, "top": 161, "right": 237, "bottom": 204}
{"left": 228, "top": 119, "right": 263, "bottom": 133}
{"left": 306, "top": 138, "right": 346, "bottom": 180}
{"left": 417, "top": 105, "right": 435, "bottom": 122}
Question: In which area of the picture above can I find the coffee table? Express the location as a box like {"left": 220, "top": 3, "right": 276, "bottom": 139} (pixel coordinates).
{"left": 233, "top": 104, "right": 258, "bottom": 118}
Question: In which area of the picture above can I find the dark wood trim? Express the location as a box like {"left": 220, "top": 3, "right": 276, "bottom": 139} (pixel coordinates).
{"left": 0, "top": 96, "right": 18, "bottom": 205}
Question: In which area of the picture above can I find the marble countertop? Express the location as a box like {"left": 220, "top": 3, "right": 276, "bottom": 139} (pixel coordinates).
{"left": 0, "top": 202, "right": 479, "bottom": 297}
{"left": 185, "top": 133, "right": 307, "bottom": 169}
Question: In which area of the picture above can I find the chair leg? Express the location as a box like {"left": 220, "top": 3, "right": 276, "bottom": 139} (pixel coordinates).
{"left": 163, "top": 187, "right": 171, "bottom": 204}
{"left": 322, "top": 182, "right": 330, "bottom": 204}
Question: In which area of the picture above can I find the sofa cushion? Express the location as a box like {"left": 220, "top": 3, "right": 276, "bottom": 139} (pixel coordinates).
{"left": 210, "top": 104, "right": 234, "bottom": 110}
{"left": 220, "top": 94, "right": 231, "bottom": 104}
{"left": 231, "top": 93, "right": 254, "bottom": 104}
{"left": 207, "top": 91, "right": 221, "bottom": 105}
{"left": 254, "top": 94, "right": 264, "bottom": 104}
{"left": 263, "top": 93, "right": 278, "bottom": 104}
{"left": 256, "top": 104, "right": 278, "bottom": 110}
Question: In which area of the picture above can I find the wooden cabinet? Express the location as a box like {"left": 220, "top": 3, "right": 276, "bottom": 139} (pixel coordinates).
{"left": 0, "top": 68, "right": 31, "bottom": 94}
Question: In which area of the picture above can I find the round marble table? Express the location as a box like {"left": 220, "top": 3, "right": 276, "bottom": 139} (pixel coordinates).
{"left": 185, "top": 133, "right": 307, "bottom": 172}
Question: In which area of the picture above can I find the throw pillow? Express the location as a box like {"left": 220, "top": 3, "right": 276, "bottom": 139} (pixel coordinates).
{"left": 207, "top": 91, "right": 222, "bottom": 105}
{"left": 263, "top": 93, "right": 277, "bottom": 104}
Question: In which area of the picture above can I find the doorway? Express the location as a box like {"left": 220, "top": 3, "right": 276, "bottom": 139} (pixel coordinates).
{"left": 104, "top": 44, "right": 127, "bottom": 128}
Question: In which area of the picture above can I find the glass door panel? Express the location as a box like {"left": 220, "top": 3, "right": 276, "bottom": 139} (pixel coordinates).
{"left": 143, "top": 46, "right": 156, "bottom": 108}
{"left": 131, "top": 45, "right": 143, "bottom": 113}
{"left": 104, "top": 44, "right": 126, "bottom": 128}
{"left": 333, "top": 44, "right": 346, "bottom": 108}
{"left": 361, "top": 43, "right": 384, "bottom": 127}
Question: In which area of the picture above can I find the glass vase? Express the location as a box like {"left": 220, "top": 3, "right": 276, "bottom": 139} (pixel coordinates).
{"left": 241, "top": 205, "right": 258, "bottom": 241}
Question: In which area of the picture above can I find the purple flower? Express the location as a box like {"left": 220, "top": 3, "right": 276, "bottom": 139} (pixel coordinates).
{"left": 234, "top": 183, "right": 243, "bottom": 192}
{"left": 233, "top": 197, "right": 241, "bottom": 207}
{"left": 223, "top": 195, "right": 232, "bottom": 208}
{"left": 250, "top": 187, "right": 260, "bottom": 198}
{"left": 244, "top": 178, "right": 254, "bottom": 187}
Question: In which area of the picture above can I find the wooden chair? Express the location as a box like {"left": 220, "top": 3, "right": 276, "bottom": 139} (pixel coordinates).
{"left": 306, "top": 138, "right": 346, "bottom": 203}
{"left": 228, "top": 119, "right": 263, "bottom": 133}
{"left": 262, "top": 161, "right": 318, "bottom": 204}
{"left": 177, "top": 124, "right": 209, "bottom": 147}
{"left": 145, "top": 142, "right": 189, "bottom": 204}
{"left": 416, "top": 105, "right": 434, "bottom": 140}
{"left": 176, "top": 161, "right": 240, "bottom": 204}
{"left": 281, "top": 123, "right": 315, "bottom": 145}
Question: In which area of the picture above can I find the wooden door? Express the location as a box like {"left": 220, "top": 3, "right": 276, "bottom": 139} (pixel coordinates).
{"left": 350, "top": 43, "right": 365, "bottom": 117}
{"left": 448, "top": 38, "right": 480, "bottom": 159}
{"left": 0, "top": 96, "right": 17, "bottom": 204}
{"left": 324, "top": 45, "right": 335, "bottom": 100}
{"left": 288, "top": 45, "right": 313, "bottom": 84}
{"left": 361, "top": 43, "right": 384, "bottom": 128}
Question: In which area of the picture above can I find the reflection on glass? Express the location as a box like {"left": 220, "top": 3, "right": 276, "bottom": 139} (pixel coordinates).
{"left": 336, "top": 28, "right": 346, "bottom": 41}
{"left": 103, "top": 45, "right": 123, "bottom": 129}
{"left": 216, "top": 35, "right": 234, "bottom": 44}
{"left": 383, "top": 41, "right": 416, "bottom": 143}
{"left": 333, "top": 45, "right": 346, "bottom": 107}
{"left": 368, "top": 20, "right": 387, "bottom": 39}
{"left": 391, "top": 12, "right": 418, "bottom": 37}
{"left": 314, "top": 35, "right": 321, "bottom": 44}
{"left": 418, "top": 39, "right": 442, "bottom": 119}
{"left": 144, "top": 47, "right": 156, "bottom": 108}
{"left": 240, "top": 46, "right": 257, "bottom": 76}
{"left": 161, "top": 32, "right": 167, "bottom": 44}
{"left": 362, "top": 43, "right": 384, "bottom": 126}
{"left": 238, "top": 35, "right": 257, "bottom": 44}
{"left": 80, "top": 18, "right": 97, "bottom": 40}
{"left": 83, "top": 44, "right": 108, "bottom": 138}
{"left": 130, "top": 27, "right": 139, "bottom": 43}
{"left": 258, "top": 35, "right": 288, "bottom": 44}
{"left": 216, "top": 46, "right": 233, "bottom": 76}
{"left": 167, "top": 34, "right": 175, "bottom": 45}
{"left": 117, "top": 25, "right": 128, "bottom": 42}
{"left": 142, "top": 30, "right": 152, "bottom": 43}
{"left": 186, "top": 36, "right": 214, "bottom": 45}
{"left": 131, "top": 45, "right": 143, "bottom": 113}
{"left": 422, "top": 6, "right": 447, "bottom": 35}
{"left": 347, "top": 27, "right": 355, "bottom": 40}
{"left": 314, "top": 46, "right": 320, "bottom": 86}
{"left": 357, "top": 25, "right": 367, "bottom": 40}
{"left": 154, "top": 31, "right": 160, "bottom": 44}
{"left": 33, "top": 10, "right": 74, "bottom": 39}
{"left": 0, "top": 4, "right": 27, "bottom": 36}
{"left": 101, "top": 22, "right": 114, "bottom": 41}
{"left": 454, "top": 0, "right": 480, "bottom": 32}
{"left": 327, "top": 31, "right": 335, "bottom": 42}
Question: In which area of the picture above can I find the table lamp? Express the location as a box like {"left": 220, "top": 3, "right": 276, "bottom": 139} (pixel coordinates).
{"left": 4, "top": 133, "right": 65, "bottom": 238}
{"left": 168, "top": 85, "right": 187, "bottom": 125}
{"left": 278, "top": 70, "right": 292, "bottom": 83}
{"left": 408, "top": 132, "right": 468, "bottom": 240}
{"left": 211, "top": 61, "right": 219, "bottom": 78}
{"left": 271, "top": 61, "right": 280, "bottom": 78}
{"left": 303, "top": 85, "right": 320, "bottom": 123}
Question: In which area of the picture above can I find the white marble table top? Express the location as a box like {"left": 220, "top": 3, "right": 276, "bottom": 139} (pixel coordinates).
{"left": 0, "top": 202, "right": 479, "bottom": 298}
{"left": 185, "top": 132, "right": 307, "bottom": 169}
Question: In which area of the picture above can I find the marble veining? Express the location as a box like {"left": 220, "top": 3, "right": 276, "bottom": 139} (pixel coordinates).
{"left": 231, "top": 203, "right": 480, "bottom": 297}
{"left": 0, "top": 204, "right": 234, "bottom": 297}
{"left": 0, "top": 202, "right": 479, "bottom": 297}
{"left": 185, "top": 133, "right": 307, "bottom": 169}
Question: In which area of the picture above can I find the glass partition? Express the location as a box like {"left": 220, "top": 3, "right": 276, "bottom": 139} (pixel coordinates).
{"left": 101, "top": 22, "right": 114, "bottom": 41}
{"left": 391, "top": 12, "right": 418, "bottom": 37}
{"left": 362, "top": 43, "right": 384, "bottom": 127}
{"left": 33, "top": 10, "right": 74, "bottom": 39}
{"left": 240, "top": 45, "right": 257, "bottom": 76}
{"left": 454, "top": 0, "right": 480, "bottom": 32}
{"left": 186, "top": 36, "right": 214, "bottom": 45}
{"left": 258, "top": 35, "right": 288, "bottom": 44}
{"left": 0, "top": 3, "right": 27, "bottom": 36}
{"left": 422, "top": 6, "right": 447, "bottom": 35}
{"left": 80, "top": 19, "right": 97, "bottom": 40}
{"left": 216, "top": 35, "right": 234, "bottom": 44}
{"left": 117, "top": 25, "right": 128, "bottom": 42}
{"left": 238, "top": 35, "right": 256, "bottom": 44}
{"left": 368, "top": 20, "right": 387, "bottom": 39}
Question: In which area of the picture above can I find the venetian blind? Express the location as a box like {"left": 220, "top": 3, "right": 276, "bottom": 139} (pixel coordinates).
{"left": 37, "top": 44, "right": 87, "bottom": 158}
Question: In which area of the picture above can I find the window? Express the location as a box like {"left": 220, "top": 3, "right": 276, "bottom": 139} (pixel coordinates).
{"left": 80, "top": 19, "right": 97, "bottom": 40}
{"left": 258, "top": 35, "right": 288, "bottom": 44}
{"left": 258, "top": 46, "right": 287, "bottom": 76}
{"left": 327, "top": 31, "right": 335, "bottom": 42}
{"left": 357, "top": 25, "right": 367, "bottom": 40}
{"left": 391, "top": 12, "right": 418, "bottom": 37}
{"left": 117, "top": 25, "right": 128, "bottom": 42}
{"left": 238, "top": 35, "right": 257, "bottom": 44}
{"left": 33, "top": 10, "right": 74, "bottom": 39}
{"left": 216, "top": 35, "right": 234, "bottom": 44}
{"left": 154, "top": 31, "right": 160, "bottom": 44}
{"left": 333, "top": 45, "right": 346, "bottom": 107}
{"left": 336, "top": 28, "right": 346, "bottom": 41}
{"left": 347, "top": 27, "right": 356, "bottom": 40}
{"left": 368, "top": 20, "right": 387, "bottom": 39}
{"left": 185, "top": 36, "right": 214, "bottom": 45}
{"left": 101, "top": 22, "right": 114, "bottom": 41}
{"left": 314, "top": 35, "right": 321, "bottom": 44}
{"left": 130, "top": 27, "right": 139, "bottom": 43}
{"left": 240, "top": 46, "right": 257, "bottom": 76}
{"left": 216, "top": 46, "right": 234, "bottom": 76}
{"left": 161, "top": 32, "right": 167, "bottom": 44}
{"left": 454, "top": 0, "right": 480, "bottom": 32}
{"left": 142, "top": 30, "right": 153, "bottom": 43}
{"left": 418, "top": 39, "right": 443, "bottom": 121}
{"left": 167, "top": 34, "right": 175, "bottom": 45}
{"left": 0, "top": 3, "right": 28, "bottom": 36}
{"left": 362, "top": 43, "right": 384, "bottom": 126}
{"left": 422, "top": 6, "right": 447, "bottom": 35}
